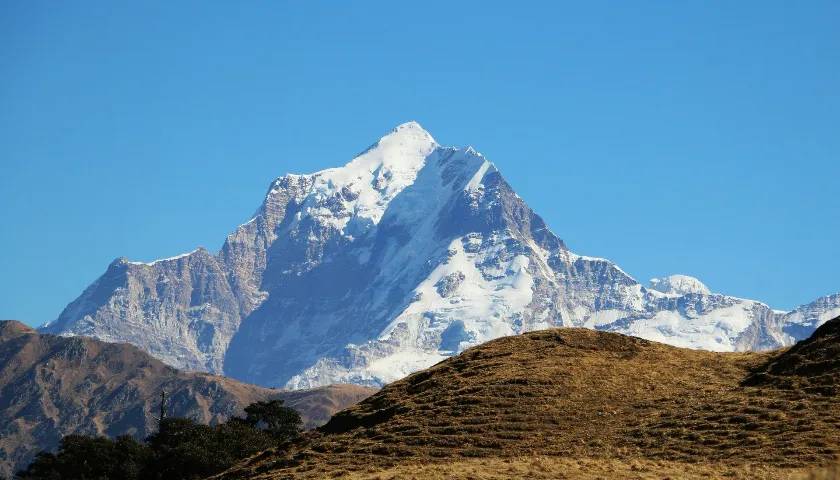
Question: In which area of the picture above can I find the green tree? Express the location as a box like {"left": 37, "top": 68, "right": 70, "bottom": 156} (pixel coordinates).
{"left": 211, "top": 418, "right": 276, "bottom": 463}
{"left": 243, "top": 399, "right": 302, "bottom": 441}
{"left": 16, "top": 434, "right": 150, "bottom": 480}
{"left": 142, "top": 417, "right": 218, "bottom": 480}
{"left": 17, "top": 400, "right": 300, "bottom": 480}
{"left": 142, "top": 416, "right": 278, "bottom": 480}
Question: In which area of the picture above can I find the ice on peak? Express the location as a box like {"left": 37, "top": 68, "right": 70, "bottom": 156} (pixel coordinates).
{"left": 261, "top": 121, "right": 442, "bottom": 233}
{"left": 269, "top": 122, "right": 437, "bottom": 187}
{"left": 126, "top": 248, "right": 202, "bottom": 266}
{"left": 649, "top": 274, "right": 711, "bottom": 296}
{"left": 464, "top": 146, "right": 483, "bottom": 157}
{"left": 391, "top": 119, "right": 432, "bottom": 134}
{"left": 327, "top": 121, "right": 438, "bottom": 178}
{"left": 377, "top": 121, "right": 438, "bottom": 153}
{"left": 260, "top": 122, "right": 503, "bottom": 239}
{"left": 465, "top": 159, "right": 493, "bottom": 191}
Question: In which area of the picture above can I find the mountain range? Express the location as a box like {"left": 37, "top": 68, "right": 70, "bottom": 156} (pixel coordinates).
{"left": 42, "top": 122, "right": 840, "bottom": 389}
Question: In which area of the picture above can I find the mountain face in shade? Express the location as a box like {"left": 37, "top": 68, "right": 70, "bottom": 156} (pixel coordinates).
{"left": 0, "top": 321, "right": 374, "bottom": 477}
{"left": 42, "top": 122, "right": 840, "bottom": 389}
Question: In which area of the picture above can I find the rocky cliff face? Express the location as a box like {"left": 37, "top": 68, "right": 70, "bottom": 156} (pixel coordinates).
{"left": 0, "top": 321, "right": 374, "bottom": 477}
{"left": 43, "top": 248, "right": 240, "bottom": 373}
{"left": 42, "top": 122, "right": 840, "bottom": 389}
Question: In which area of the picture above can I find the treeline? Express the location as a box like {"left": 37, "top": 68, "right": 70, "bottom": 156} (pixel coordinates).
{"left": 16, "top": 400, "right": 301, "bottom": 480}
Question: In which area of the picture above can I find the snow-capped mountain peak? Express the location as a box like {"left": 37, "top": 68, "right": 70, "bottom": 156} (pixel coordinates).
{"left": 44, "top": 122, "right": 840, "bottom": 390}
{"left": 264, "top": 121, "right": 441, "bottom": 235}
{"left": 649, "top": 274, "right": 711, "bottom": 296}
{"left": 349, "top": 120, "right": 438, "bottom": 171}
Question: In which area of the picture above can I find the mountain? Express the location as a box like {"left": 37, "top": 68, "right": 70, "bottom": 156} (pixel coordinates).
{"left": 42, "top": 248, "right": 240, "bottom": 373}
{"left": 42, "top": 121, "right": 840, "bottom": 389}
{"left": 779, "top": 292, "right": 840, "bottom": 341}
{"left": 216, "top": 317, "right": 840, "bottom": 479}
{"left": 0, "top": 321, "right": 374, "bottom": 477}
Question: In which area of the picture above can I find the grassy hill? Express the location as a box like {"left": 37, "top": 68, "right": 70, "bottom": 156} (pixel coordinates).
{"left": 217, "top": 317, "right": 840, "bottom": 479}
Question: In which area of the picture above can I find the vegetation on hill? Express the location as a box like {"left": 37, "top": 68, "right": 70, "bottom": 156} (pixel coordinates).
{"left": 217, "top": 318, "right": 840, "bottom": 479}
{"left": 0, "top": 320, "right": 375, "bottom": 477}
{"left": 16, "top": 399, "right": 301, "bottom": 480}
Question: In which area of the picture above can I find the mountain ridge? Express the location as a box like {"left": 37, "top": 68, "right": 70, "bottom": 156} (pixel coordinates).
{"left": 0, "top": 321, "right": 374, "bottom": 477}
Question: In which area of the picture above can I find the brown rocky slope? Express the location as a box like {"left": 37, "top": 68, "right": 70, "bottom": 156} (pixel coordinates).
{"left": 218, "top": 317, "right": 840, "bottom": 479}
{"left": 0, "top": 321, "right": 374, "bottom": 477}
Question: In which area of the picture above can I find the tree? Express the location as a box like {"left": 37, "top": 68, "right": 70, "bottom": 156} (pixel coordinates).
{"left": 211, "top": 418, "right": 276, "bottom": 463}
{"left": 17, "top": 399, "right": 301, "bottom": 479}
{"left": 16, "top": 434, "right": 150, "bottom": 480}
{"left": 141, "top": 416, "right": 278, "bottom": 480}
{"left": 142, "top": 417, "right": 218, "bottom": 480}
{"left": 243, "top": 399, "right": 302, "bottom": 441}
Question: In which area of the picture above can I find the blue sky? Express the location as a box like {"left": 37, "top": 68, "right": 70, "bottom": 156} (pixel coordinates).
{"left": 1, "top": 1, "right": 838, "bottom": 326}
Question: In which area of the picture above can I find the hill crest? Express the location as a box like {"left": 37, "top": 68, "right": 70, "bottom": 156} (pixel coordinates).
{"left": 218, "top": 320, "right": 840, "bottom": 479}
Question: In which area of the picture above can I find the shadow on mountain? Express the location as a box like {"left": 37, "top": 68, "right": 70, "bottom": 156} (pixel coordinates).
{"left": 744, "top": 316, "right": 840, "bottom": 395}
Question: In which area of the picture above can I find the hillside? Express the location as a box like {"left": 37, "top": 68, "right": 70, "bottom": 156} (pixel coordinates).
{"left": 0, "top": 321, "right": 374, "bottom": 477}
{"left": 217, "top": 317, "right": 840, "bottom": 479}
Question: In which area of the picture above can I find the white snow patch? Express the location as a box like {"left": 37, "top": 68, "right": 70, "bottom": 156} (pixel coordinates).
{"left": 584, "top": 309, "right": 630, "bottom": 328}
{"left": 366, "top": 350, "right": 448, "bottom": 384}
{"left": 379, "top": 236, "right": 533, "bottom": 353}
{"left": 466, "top": 160, "right": 491, "bottom": 191}
{"left": 649, "top": 275, "right": 711, "bottom": 296}
{"left": 127, "top": 249, "right": 200, "bottom": 266}
{"left": 614, "top": 301, "right": 759, "bottom": 351}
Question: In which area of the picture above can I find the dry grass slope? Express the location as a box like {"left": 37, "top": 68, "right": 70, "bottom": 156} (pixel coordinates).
{"left": 217, "top": 317, "right": 840, "bottom": 479}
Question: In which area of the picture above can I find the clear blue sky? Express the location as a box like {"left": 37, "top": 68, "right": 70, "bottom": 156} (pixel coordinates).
{"left": 2, "top": 1, "right": 838, "bottom": 326}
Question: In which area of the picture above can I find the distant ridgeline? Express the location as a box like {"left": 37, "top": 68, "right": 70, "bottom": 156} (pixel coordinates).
{"left": 0, "top": 321, "right": 374, "bottom": 478}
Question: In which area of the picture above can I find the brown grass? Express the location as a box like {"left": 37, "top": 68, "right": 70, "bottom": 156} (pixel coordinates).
{"left": 216, "top": 319, "right": 840, "bottom": 479}
{"left": 341, "top": 457, "right": 818, "bottom": 480}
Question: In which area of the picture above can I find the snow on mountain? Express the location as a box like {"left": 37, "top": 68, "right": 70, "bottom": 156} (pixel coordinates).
{"left": 649, "top": 275, "right": 712, "bottom": 296}
{"left": 780, "top": 293, "right": 840, "bottom": 341}
{"left": 43, "top": 122, "right": 840, "bottom": 388}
